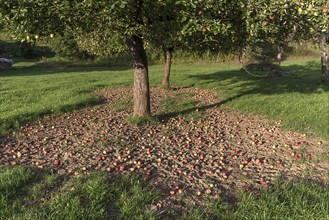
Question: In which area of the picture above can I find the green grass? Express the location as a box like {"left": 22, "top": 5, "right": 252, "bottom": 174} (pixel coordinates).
{"left": 1, "top": 56, "right": 328, "bottom": 218}
{"left": 1, "top": 166, "right": 328, "bottom": 219}
{"left": 168, "top": 58, "right": 329, "bottom": 139}
{"left": 127, "top": 115, "right": 158, "bottom": 126}
{"left": 0, "top": 166, "right": 159, "bottom": 220}
{"left": 227, "top": 179, "right": 329, "bottom": 220}
{"left": 0, "top": 57, "right": 328, "bottom": 140}
{"left": 113, "top": 96, "right": 133, "bottom": 112}
{"left": 0, "top": 61, "right": 132, "bottom": 133}
{"left": 179, "top": 179, "right": 329, "bottom": 220}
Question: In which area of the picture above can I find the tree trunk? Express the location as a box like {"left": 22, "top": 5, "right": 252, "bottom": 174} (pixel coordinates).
{"left": 162, "top": 48, "right": 172, "bottom": 88}
{"left": 321, "top": 30, "right": 328, "bottom": 83}
{"left": 126, "top": 35, "right": 151, "bottom": 116}
{"left": 275, "top": 44, "right": 283, "bottom": 74}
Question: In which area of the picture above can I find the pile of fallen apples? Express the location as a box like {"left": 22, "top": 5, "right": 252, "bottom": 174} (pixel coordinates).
{"left": 1, "top": 87, "right": 328, "bottom": 211}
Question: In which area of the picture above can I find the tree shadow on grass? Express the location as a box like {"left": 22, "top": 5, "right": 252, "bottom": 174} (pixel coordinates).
{"left": 0, "top": 59, "right": 132, "bottom": 77}
{"left": 0, "top": 96, "right": 106, "bottom": 136}
{"left": 155, "top": 94, "right": 242, "bottom": 122}
{"left": 155, "top": 61, "right": 328, "bottom": 121}
{"left": 155, "top": 61, "right": 328, "bottom": 139}
{"left": 187, "top": 61, "right": 328, "bottom": 96}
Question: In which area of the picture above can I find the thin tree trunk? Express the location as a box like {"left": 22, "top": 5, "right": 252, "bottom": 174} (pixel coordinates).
{"left": 321, "top": 30, "right": 328, "bottom": 83}
{"left": 126, "top": 35, "right": 151, "bottom": 116}
{"left": 162, "top": 48, "right": 172, "bottom": 88}
{"left": 275, "top": 44, "right": 283, "bottom": 74}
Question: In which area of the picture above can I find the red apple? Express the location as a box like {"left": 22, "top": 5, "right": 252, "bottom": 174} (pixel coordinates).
{"left": 53, "top": 160, "right": 60, "bottom": 166}
{"left": 260, "top": 180, "right": 268, "bottom": 188}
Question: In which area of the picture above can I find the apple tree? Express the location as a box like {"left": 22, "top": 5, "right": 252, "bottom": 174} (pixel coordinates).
{"left": 142, "top": 0, "right": 186, "bottom": 88}
{"left": 2, "top": 0, "right": 248, "bottom": 115}
{"left": 286, "top": 0, "right": 328, "bottom": 82}
{"left": 243, "top": 0, "right": 328, "bottom": 80}
{"left": 0, "top": 0, "right": 165, "bottom": 116}
{"left": 242, "top": 0, "right": 314, "bottom": 72}
{"left": 144, "top": 0, "right": 248, "bottom": 88}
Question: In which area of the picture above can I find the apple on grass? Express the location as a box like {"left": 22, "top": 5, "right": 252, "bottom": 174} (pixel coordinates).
{"left": 260, "top": 180, "right": 268, "bottom": 188}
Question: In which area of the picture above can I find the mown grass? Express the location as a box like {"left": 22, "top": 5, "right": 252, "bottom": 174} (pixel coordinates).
{"left": 227, "top": 180, "right": 329, "bottom": 220}
{"left": 0, "top": 166, "right": 159, "bottom": 220}
{"left": 1, "top": 166, "right": 328, "bottom": 219}
{"left": 0, "top": 57, "right": 328, "bottom": 139}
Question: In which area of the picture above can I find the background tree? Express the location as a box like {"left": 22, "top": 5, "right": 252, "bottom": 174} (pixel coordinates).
{"left": 243, "top": 0, "right": 328, "bottom": 80}
{"left": 242, "top": 0, "right": 314, "bottom": 72}
{"left": 143, "top": 0, "right": 186, "bottom": 88}
{"left": 291, "top": 0, "right": 328, "bottom": 83}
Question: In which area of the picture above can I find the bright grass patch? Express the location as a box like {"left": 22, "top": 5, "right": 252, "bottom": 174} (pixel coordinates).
{"left": 228, "top": 179, "right": 329, "bottom": 220}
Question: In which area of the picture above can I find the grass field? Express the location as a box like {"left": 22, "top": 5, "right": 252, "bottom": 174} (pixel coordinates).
{"left": 1, "top": 166, "right": 328, "bottom": 219}
{"left": 0, "top": 57, "right": 328, "bottom": 139}
{"left": 1, "top": 57, "right": 329, "bottom": 219}
{"left": 0, "top": 166, "right": 159, "bottom": 220}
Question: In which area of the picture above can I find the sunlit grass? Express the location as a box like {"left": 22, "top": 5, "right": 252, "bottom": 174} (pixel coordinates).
{"left": 0, "top": 57, "right": 328, "bottom": 140}
{"left": 0, "top": 167, "right": 159, "bottom": 220}
{"left": 1, "top": 166, "right": 328, "bottom": 219}
{"left": 228, "top": 180, "right": 329, "bottom": 219}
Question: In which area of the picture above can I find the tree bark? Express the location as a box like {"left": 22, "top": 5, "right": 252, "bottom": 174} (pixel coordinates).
{"left": 321, "top": 30, "right": 328, "bottom": 83}
{"left": 126, "top": 34, "right": 151, "bottom": 116}
{"left": 162, "top": 47, "right": 172, "bottom": 88}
